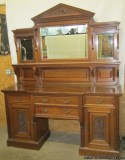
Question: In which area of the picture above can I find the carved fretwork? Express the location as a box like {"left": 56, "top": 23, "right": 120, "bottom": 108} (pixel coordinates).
{"left": 47, "top": 7, "right": 72, "bottom": 17}
{"left": 17, "top": 111, "right": 28, "bottom": 132}
{"left": 94, "top": 117, "right": 104, "bottom": 140}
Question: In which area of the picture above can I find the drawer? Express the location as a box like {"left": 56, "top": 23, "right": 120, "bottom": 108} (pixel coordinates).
{"left": 9, "top": 103, "right": 31, "bottom": 108}
{"left": 33, "top": 96, "right": 79, "bottom": 106}
{"left": 84, "top": 96, "right": 114, "bottom": 105}
{"left": 7, "top": 95, "right": 31, "bottom": 103}
{"left": 35, "top": 105, "right": 78, "bottom": 119}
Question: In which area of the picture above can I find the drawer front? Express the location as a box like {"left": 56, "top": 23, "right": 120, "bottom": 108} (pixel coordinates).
{"left": 35, "top": 105, "right": 78, "bottom": 119}
{"left": 7, "top": 95, "right": 31, "bottom": 103}
{"left": 33, "top": 96, "right": 79, "bottom": 106}
{"left": 84, "top": 96, "right": 114, "bottom": 105}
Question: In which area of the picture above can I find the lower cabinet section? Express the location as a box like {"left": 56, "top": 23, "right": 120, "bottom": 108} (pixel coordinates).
{"left": 6, "top": 94, "right": 50, "bottom": 149}
{"left": 4, "top": 93, "right": 120, "bottom": 157}
{"left": 79, "top": 95, "right": 120, "bottom": 158}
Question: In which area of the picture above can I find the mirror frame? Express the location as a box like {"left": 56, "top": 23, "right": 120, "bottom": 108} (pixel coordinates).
{"left": 31, "top": 3, "right": 95, "bottom": 62}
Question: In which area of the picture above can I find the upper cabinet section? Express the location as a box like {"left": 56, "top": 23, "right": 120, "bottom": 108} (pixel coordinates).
{"left": 13, "top": 3, "right": 120, "bottom": 63}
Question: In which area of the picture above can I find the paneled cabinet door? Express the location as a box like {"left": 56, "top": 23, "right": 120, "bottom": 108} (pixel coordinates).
{"left": 91, "top": 22, "right": 119, "bottom": 62}
{"left": 9, "top": 104, "right": 33, "bottom": 140}
{"left": 83, "top": 106, "right": 117, "bottom": 150}
{"left": 13, "top": 28, "right": 38, "bottom": 63}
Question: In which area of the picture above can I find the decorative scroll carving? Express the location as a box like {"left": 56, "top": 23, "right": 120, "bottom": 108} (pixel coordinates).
{"left": 47, "top": 7, "right": 73, "bottom": 17}
{"left": 94, "top": 117, "right": 104, "bottom": 139}
{"left": 17, "top": 111, "right": 28, "bottom": 132}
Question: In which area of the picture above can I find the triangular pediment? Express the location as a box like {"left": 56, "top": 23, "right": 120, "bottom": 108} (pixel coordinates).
{"left": 32, "top": 3, "right": 95, "bottom": 23}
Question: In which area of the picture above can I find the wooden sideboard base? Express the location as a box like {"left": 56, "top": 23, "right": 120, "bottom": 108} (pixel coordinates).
{"left": 79, "top": 147, "right": 120, "bottom": 158}
{"left": 7, "top": 130, "right": 50, "bottom": 150}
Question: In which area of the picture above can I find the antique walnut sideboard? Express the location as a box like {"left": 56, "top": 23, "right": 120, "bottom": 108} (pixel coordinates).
{"left": 2, "top": 3, "right": 122, "bottom": 158}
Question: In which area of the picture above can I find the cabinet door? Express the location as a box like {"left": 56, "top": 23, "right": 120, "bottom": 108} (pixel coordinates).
{"left": 9, "top": 104, "right": 33, "bottom": 140}
{"left": 91, "top": 22, "right": 119, "bottom": 62}
{"left": 83, "top": 106, "right": 116, "bottom": 150}
{"left": 13, "top": 28, "right": 38, "bottom": 63}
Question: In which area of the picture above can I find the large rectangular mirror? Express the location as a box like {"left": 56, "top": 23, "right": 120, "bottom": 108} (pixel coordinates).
{"left": 40, "top": 24, "right": 88, "bottom": 59}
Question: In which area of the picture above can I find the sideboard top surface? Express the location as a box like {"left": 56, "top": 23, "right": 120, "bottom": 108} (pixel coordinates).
{"left": 2, "top": 83, "right": 122, "bottom": 96}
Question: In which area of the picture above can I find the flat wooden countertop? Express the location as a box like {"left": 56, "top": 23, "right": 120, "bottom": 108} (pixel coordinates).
{"left": 1, "top": 83, "right": 122, "bottom": 96}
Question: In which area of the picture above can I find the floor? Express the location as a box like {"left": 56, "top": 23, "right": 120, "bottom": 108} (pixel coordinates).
{"left": 0, "top": 128, "right": 125, "bottom": 160}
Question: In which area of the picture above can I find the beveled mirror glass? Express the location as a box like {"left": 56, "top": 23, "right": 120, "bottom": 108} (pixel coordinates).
{"left": 96, "top": 33, "right": 114, "bottom": 59}
{"left": 40, "top": 24, "right": 88, "bottom": 59}
{"left": 20, "top": 38, "right": 34, "bottom": 61}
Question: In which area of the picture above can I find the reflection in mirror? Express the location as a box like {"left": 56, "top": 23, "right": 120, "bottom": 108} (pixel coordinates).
{"left": 20, "top": 38, "right": 34, "bottom": 61}
{"left": 40, "top": 25, "right": 88, "bottom": 59}
{"left": 96, "top": 33, "right": 114, "bottom": 59}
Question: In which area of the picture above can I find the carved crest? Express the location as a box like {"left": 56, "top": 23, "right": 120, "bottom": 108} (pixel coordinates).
{"left": 32, "top": 3, "right": 95, "bottom": 23}
{"left": 46, "top": 6, "right": 74, "bottom": 17}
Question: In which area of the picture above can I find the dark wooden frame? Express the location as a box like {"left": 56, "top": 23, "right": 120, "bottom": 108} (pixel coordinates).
{"left": 0, "top": 14, "right": 10, "bottom": 55}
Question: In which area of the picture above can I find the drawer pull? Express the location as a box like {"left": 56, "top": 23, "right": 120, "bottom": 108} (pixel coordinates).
{"left": 31, "top": 117, "right": 37, "bottom": 125}
{"left": 42, "top": 108, "right": 48, "bottom": 113}
{"left": 41, "top": 98, "right": 48, "bottom": 103}
{"left": 63, "top": 109, "right": 71, "bottom": 114}
{"left": 63, "top": 99, "right": 71, "bottom": 104}
{"left": 96, "top": 99, "right": 103, "bottom": 104}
